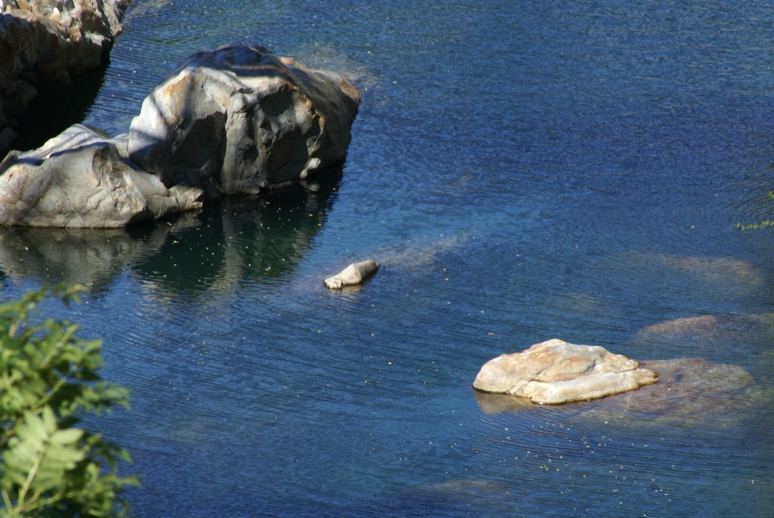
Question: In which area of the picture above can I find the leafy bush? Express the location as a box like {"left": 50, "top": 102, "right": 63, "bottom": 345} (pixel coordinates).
{"left": 0, "top": 286, "right": 137, "bottom": 517}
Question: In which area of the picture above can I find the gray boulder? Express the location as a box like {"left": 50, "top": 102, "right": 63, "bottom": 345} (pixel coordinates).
{"left": 0, "top": 124, "right": 202, "bottom": 228}
{"left": 0, "top": 0, "right": 130, "bottom": 155}
{"left": 473, "top": 338, "right": 657, "bottom": 404}
{"left": 128, "top": 44, "right": 361, "bottom": 197}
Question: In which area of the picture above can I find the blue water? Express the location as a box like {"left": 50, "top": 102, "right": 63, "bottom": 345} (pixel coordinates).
{"left": 2, "top": 0, "right": 774, "bottom": 515}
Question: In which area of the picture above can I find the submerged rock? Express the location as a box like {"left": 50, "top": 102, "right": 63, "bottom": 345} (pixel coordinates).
{"left": 575, "top": 358, "right": 768, "bottom": 427}
{"left": 128, "top": 44, "right": 361, "bottom": 197}
{"left": 634, "top": 313, "right": 774, "bottom": 359}
{"left": 621, "top": 252, "right": 767, "bottom": 292}
{"left": 412, "top": 479, "right": 508, "bottom": 502}
{"left": 0, "top": 124, "right": 203, "bottom": 228}
{"left": 324, "top": 260, "right": 379, "bottom": 289}
{"left": 660, "top": 254, "right": 764, "bottom": 286}
{"left": 0, "top": 0, "right": 129, "bottom": 155}
{"left": 475, "top": 358, "right": 769, "bottom": 428}
{"left": 472, "top": 338, "right": 657, "bottom": 404}
{"left": 639, "top": 313, "right": 774, "bottom": 339}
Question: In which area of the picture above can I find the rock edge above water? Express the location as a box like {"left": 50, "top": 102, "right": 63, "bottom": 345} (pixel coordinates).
{"left": 128, "top": 44, "right": 361, "bottom": 198}
{"left": 0, "top": 0, "right": 130, "bottom": 155}
{"left": 473, "top": 338, "right": 657, "bottom": 404}
{"left": 324, "top": 260, "right": 379, "bottom": 289}
{"left": 0, "top": 44, "right": 361, "bottom": 227}
{"left": 0, "top": 125, "right": 203, "bottom": 228}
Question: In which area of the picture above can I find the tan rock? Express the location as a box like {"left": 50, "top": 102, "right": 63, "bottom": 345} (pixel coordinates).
{"left": 474, "top": 358, "right": 769, "bottom": 428}
{"left": 324, "top": 260, "right": 379, "bottom": 289}
{"left": 472, "top": 338, "right": 657, "bottom": 404}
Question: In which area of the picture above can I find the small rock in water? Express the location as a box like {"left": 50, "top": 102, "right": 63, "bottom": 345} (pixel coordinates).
{"left": 472, "top": 338, "right": 657, "bottom": 404}
{"left": 324, "top": 260, "right": 379, "bottom": 289}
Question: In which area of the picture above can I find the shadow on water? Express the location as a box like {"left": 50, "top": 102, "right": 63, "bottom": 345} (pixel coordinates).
{"left": 0, "top": 166, "right": 342, "bottom": 295}
{"left": 10, "top": 63, "right": 109, "bottom": 153}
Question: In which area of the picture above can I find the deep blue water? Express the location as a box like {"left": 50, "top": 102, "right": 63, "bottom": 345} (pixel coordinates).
{"left": 2, "top": 0, "right": 774, "bottom": 516}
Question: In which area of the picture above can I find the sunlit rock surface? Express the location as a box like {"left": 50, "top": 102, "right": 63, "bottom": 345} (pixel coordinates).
{"left": 0, "top": 0, "right": 129, "bottom": 155}
{"left": 324, "top": 259, "right": 379, "bottom": 289}
{"left": 0, "top": 124, "right": 202, "bottom": 228}
{"left": 128, "top": 44, "right": 361, "bottom": 197}
{"left": 473, "top": 339, "right": 657, "bottom": 404}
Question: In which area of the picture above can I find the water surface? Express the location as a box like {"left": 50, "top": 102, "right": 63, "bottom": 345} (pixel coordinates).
{"left": 2, "top": 0, "right": 773, "bottom": 516}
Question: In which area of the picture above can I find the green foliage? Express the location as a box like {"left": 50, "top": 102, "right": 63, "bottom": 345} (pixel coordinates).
{"left": 736, "top": 190, "right": 773, "bottom": 231}
{"left": 735, "top": 220, "right": 774, "bottom": 231}
{"left": 0, "top": 286, "right": 137, "bottom": 517}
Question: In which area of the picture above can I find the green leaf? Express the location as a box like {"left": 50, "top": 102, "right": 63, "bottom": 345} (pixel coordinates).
{"left": 0, "top": 286, "right": 137, "bottom": 516}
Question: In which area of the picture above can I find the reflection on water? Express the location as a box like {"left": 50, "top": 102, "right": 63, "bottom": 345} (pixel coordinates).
{"left": 131, "top": 171, "right": 341, "bottom": 297}
{"left": 0, "top": 168, "right": 341, "bottom": 296}
{"left": 0, "top": 218, "right": 190, "bottom": 292}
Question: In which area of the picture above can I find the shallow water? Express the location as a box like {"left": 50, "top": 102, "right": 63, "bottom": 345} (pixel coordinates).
{"left": 2, "top": 0, "right": 774, "bottom": 516}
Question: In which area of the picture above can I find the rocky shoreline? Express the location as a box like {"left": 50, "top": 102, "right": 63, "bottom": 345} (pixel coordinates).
{"left": 0, "top": 43, "right": 360, "bottom": 227}
{"left": 0, "top": 0, "right": 131, "bottom": 155}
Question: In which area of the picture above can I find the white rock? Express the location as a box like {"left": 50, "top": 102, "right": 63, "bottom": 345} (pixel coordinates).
{"left": 324, "top": 260, "right": 379, "bottom": 289}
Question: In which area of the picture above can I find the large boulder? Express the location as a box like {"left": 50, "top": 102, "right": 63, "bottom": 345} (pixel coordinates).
{"left": 0, "top": 124, "right": 202, "bottom": 228}
{"left": 0, "top": 0, "right": 130, "bottom": 155}
{"left": 472, "top": 338, "right": 657, "bottom": 404}
{"left": 128, "top": 44, "right": 361, "bottom": 197}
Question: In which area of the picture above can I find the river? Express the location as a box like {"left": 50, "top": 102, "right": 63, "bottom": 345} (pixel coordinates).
{"left": 2, "top": 0, "right": 773, "bottom": 515}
